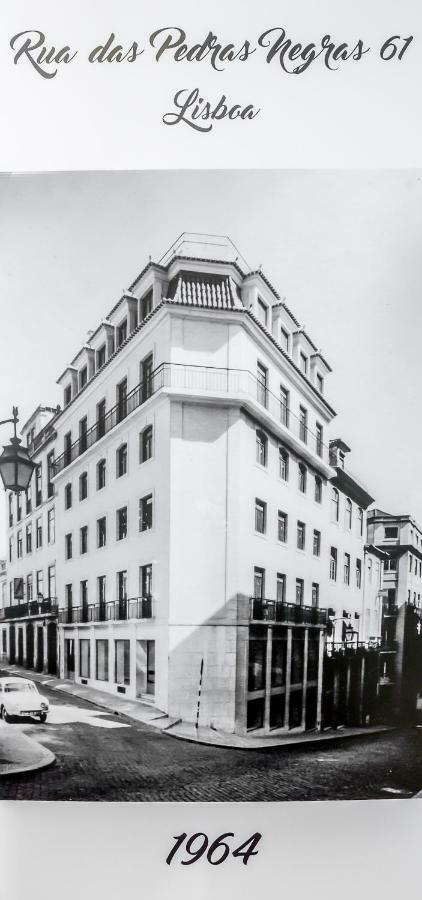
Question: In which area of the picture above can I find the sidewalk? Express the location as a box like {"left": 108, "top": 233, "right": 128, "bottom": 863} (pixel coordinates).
{"left": 0, "top": 723, "right": 55, "bottom": 777}
{"left": 1, "top": 664, "right": 394, "bottom": 751}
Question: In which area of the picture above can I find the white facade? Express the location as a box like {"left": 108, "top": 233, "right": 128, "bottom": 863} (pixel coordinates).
{"left": 3, "top": 234, "right": 382, "bottom": 734}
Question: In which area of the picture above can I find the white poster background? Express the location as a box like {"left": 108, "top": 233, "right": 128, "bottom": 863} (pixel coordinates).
{"left": 1, "top": 1, "right": 422, "bottom": 897}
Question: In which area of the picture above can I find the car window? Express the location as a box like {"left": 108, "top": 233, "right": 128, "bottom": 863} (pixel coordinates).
{"left": 4, "top": 682, "right": 32, "bottom": 692}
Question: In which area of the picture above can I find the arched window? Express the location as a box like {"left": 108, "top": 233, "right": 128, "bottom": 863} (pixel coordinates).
{"left": 298, "top": 463, "right": 307, "bottom": 494}
{"left": 345, "top": 498, "right": 352, "bottom": 530}
{"left": 140, "top": 425, "right": 153, "bottom": 463}
{"left": 331, "top": 487, "right": 339, "bottom": 522}
{"left": 116, "top": 443, "right": 128, "bottom": 478}
{"left": 256, "top": 429, "right": 268, "bottom": 467}
{"left": 96, "top": 458, "right": 106, "bottom": 490}
{"left": 279, "top": 446, "right": 289, "bottom": 481}
{"left": 314, "top": 476, "right": 322, "bottom": 503}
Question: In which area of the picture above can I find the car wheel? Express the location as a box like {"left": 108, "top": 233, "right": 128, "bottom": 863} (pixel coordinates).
{"left": 39, "top": 712, "right": 47, "bottom": 723}
{"left": 1, "top": 706, "right": 10, "bottom": 723}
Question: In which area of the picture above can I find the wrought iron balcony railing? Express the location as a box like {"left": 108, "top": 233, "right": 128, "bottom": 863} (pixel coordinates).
{"left": 249, "top": 596, "right": 328, "bottom": 626}
{"left": 3, "top": 598, "right": 58, "bottom": 620}
{"left": 58, "top": 596, "right": 153, "bottom": 625}
{"left": 52, "top": 362, "right": 333, "bottom": 476}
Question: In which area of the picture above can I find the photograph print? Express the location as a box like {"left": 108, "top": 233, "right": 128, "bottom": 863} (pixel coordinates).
{"left": 0, "top": 169, "right": 422, "bottom": 801}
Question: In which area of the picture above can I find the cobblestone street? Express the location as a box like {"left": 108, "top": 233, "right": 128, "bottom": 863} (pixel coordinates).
{"left": 1, "top": 679, "right": 422, "bottom": 801}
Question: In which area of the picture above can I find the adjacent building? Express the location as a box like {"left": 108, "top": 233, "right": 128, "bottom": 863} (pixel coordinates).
{"left": 1, "top": 233, "right": 405, "bottom": 736}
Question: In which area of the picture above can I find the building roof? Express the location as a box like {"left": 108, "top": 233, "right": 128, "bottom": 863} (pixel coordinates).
{"left": 167, "top": 271, "right": 243, "bottom": 309}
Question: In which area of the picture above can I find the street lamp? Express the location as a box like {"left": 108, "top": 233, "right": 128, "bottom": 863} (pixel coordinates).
{"left": 0, "top": 406, "right": 35, "bottom": 493}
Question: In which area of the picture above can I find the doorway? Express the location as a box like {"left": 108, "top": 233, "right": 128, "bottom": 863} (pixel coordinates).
{"left": 26, "top": 622, "right": 34, "bottom": 669}
{"left": 17, "top": 628, "right": 24, "bottom": 665}
{"left": 65, "top": 638, "right": 75, "bottom": 679}
{"left": 36, "top": 627, "right": 44, "bottom": 671}
{"left": 136, "top": 639, "right": 155, "bottom": 698}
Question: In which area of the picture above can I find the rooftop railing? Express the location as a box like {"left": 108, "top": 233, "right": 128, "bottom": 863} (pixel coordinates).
{"left": 249, "top": 597, "right": 328, "bottom": 627}
{"left": 52, "top": 362, "right": 332, "bottom": 475}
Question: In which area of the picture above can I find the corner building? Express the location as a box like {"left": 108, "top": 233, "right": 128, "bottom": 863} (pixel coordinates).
{"left": 5, "top": 234, "right": 380, "bottom": 735}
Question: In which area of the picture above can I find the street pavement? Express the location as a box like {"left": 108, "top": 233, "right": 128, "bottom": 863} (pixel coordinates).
{"left": 1, "top": 678, "right": 422, "bottom": 801}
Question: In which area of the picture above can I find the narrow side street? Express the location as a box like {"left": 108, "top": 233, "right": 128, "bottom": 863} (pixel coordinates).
{"left": 1, "top": 675, "right": 422, "bottom": 801}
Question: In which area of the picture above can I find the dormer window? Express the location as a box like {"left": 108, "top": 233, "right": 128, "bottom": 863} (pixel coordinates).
{"left": 300, "top": 352, "right": 308, "bottom": 375}
{"left": 79, "top": 366, "right": 88, "bottom": 389}
{"left": 339, "top": 451, "right": 345, "bottom": 469}
{"left": 117, "top": 319, "right": 128, "bottom": 348}
{"left": 96, "top": 344, "right": 106, "bottom": 370}
{"left": 257, "top": 298, "right": 268, "bottom": 328}
{"left": 140, "top": 289, "right": 153, "bottom": 322}
{"left": 316, "top": 373, "right": 324, "bottom": 393}
{"left": 64, "top": 385, "right": 72, "bottom": 407}
{"left": 280, "top": 328, "right": 290, "bottom": 354}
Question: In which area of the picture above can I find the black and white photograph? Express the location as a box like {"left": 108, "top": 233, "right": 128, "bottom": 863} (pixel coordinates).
{"left": 0, "top": 169, "right": 422, "bottom": 802}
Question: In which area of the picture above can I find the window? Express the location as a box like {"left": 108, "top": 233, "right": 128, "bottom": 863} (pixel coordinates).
{"left": 300, "top": 352, "right": 308, "bottom": 375}
{"left": 385, "top": 526, "right": 398, "bottom": 539}
{"left": 64, "top": 431, "right": 72, "bottom": 466}
{"left": 384, "top": 558, "right": 397, "bottom": 572}
{"left": 255, "top": 499, "right": 266, "bottom": 535}
{"left": 65, "top": 483, "right": 72, "bottom": 510}
{"left": 295, "top": 578, "right": 304, "bottom": 605}
{"left": 279, "top": 446, "right": 289, "bottom": 481}
{"left": 36, "top": 570, "right": 43, "bottom": 598}
{"left": 47, "top": 508, "right": 55, "bottom": 544}
{"left": 276, "top": 573, "right": 286, "bottom": 603}
{"left": 313, "top": 529, "right": 321, "bottom": 557}
{"left": 253, "top": 566, "right": 265, "bottom": 599}
{"left": 79, "top": 366, "right": 88, "bottom": 389}
{"left": 356, "top": 559, "right": 362, "bottom": 589}
{"left": 35, "top": 464, "right": 42, "bottom": 505}
{"left": 117, "top": 318, "right": 127, "bottom": 347}
{"left": 299, "top": 406, "right": 308, "bottom": 443}
{"left": 357, "top": 507, "right": 364, "bottom": 537}
{"left": 298, "top": 463, "right": 307, "bottom": 493}
{"left": 65, "top": 533, "right": 73, "bottom": 560}
{"left": 316, "top": 423, "right": 323, "bottom": 457}
{"left": 97, "top": 458, "right": 106, "bottom": 490}
{"left": 344, "top": 553, "right": 351, "bottom": 585}
{"left": 415, "top": 557, "right": 418, "bottom": 575}
{"left": 27, "top": 574, "right": 33, "bottom": 602}
{"left": 280, "top": 328, "right": 290, "bottom": 353}
{"left": 79, "top": 417, "right": 88, "bottom": 454}
{"left": 257, "top": 297, "right": 268, "bottom": 327}
{"left": 8, "top": 494, "right": 13, "bottom": 527}
{"left": 96, "top": 344, "right": 106, "bottom": 369}
{"left": 140, "top": 289, "right": 153, "bottom": 321}
{"left": 117, "top": 377, "right": 128, "bottom": 423}
{"left": 280, "top": 386, "right": 290, "bottom": 427}
{"left": 141, "top": 353, "right": 154, "bottom": 402}
{"left": 316, "top": 373, "right": 324, "bottom": 394}
{"left": 314, "top": 475, "right": 322, "bottom": 503}
{"left": 140, "top": 564, "right": 152, "bottom": 597}
{"left": 79, "top": 640, "right": 90, "bottom": 679}
{"left": 139, "top": 494, "right": 153, "bottom": 532}
{"left": 97, "top": 516, "right": 107, "bottom": 548}
{"left": 117, "top": 570, "right": 127, "bottom": 603}
{"left": 96, "top": 640, "right": 109, "bottom": 682}
{"left": 9, "top": 537, "right": 13, "bottom": 563}
{"left": 409, "top": 554, "right": 412, "bottom": 573}
{"left": 65, "top": 584, "right": 73, "bottom": 619}
{"left": 256, "top": 429, "right": 267, "bottom": 467}
{"left": 36, "top": 517, "right": 42, "bottom": 549}
{"left": 17, "top": 531, "right": 23, "bottom": 558}
{"left": 64, "top": 384, "right": 72, "bottom": 406}
{"left": 17, "top": 492, "right": 22, "bottom": 522}
{"left": 256, "top": 362, "right": 268, "bottom": 407}
{"left": 79, "top": 471, "right": 88, "bottom": 501}
{"left": 48, "top": 565, "right": 56, "bottom": 599}
{"left": 97, "top": 399, "right": 106, "bottom": 439}
{"left": 278, "top": 511, "right": 288, "bottom": 543}
{"left": 345, "top": 498, "right": 352, "bottom": 530}
{"left": 25, "top": 524, "right": 32, "bottom": 554}
{"left": 116, "top": 443, "right": 128, "bottom": 478}
{"left": 368, "top": 558, "right": 373, "bottom": 583}
{"left": 115, "top": 640, "right": 130, "bottom": 686}
{"left": 117, "top": 506, "right": 128, "bottom": 540}
{"left": 98, "top": 576, "right": 106, "bottom": 608}
{"left": 311, "top": 583, "right": 319, "bottom": 608}
{"left": 140, "top": 425, "right": 153, "bottom": 463}
{"left": 46, "top": 451, "right": 55, "bottom": 498}
{"left": 25, "top": 484, "right": 32, "bottom": 515}
{"left": 297, "top": 521, "right": 306, "bottom": 550}
{"left": 80, "top": 525, "right": 88, "bottom": 555}
{"left": 81, "top": 580, "right": 88, "bottom": 618}
{"left": 331, "top": 488, "right": 339, "bottom": 522}
{"left": 330, "top": 547, "right": 337, "bottom": 581}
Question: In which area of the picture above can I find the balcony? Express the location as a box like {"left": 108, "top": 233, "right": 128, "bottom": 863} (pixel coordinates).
{"left": 58, "top": 596, "right": 153, "bottom": 625}
{"left": 3, "top": 598, "right": 58, "bottom": 620}
{"left": 382, "top": 600, "right": 398, "bottom": 617}
{"left": 249, "top": 597, "right": 328, "bottom": 627}
{"left": 52, "top": 362, "right": 333, "bottom": 477}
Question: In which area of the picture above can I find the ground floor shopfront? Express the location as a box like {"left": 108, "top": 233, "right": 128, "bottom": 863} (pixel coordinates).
{"left": 0, "top": 615, "right": 58, "bottom": 675}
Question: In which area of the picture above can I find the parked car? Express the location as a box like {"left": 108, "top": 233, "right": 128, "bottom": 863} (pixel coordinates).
{"left": 0, "top": 677, "right": 49, "bottom": 723}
